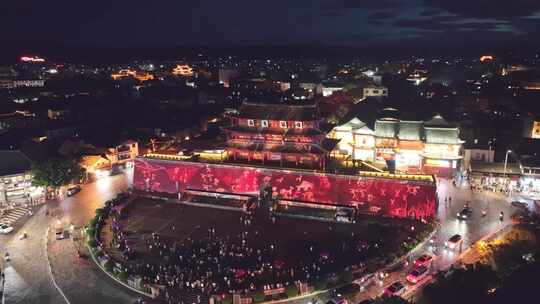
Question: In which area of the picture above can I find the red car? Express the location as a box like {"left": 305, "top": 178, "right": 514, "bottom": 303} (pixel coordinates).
{"left": 406, "top": 266, "right": 429, "bottom": 284}
{"left": 414, "top": 254, "right": 433, "bottom": 267}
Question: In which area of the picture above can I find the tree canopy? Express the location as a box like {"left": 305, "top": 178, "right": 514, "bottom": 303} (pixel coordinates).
{"left": 31, "top": 158, "right": 84, "bottom": 189}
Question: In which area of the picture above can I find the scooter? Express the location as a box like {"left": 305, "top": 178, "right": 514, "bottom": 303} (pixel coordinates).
{"left": 499, "top": 212, "right": 504, "bottom": 221}
{"left": 4, "top": 252, "right": 10, "bottom": 262}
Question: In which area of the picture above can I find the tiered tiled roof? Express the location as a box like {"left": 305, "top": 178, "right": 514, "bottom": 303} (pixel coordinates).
{"left": 238, "top": 102, "right": 318, "bottom": 121}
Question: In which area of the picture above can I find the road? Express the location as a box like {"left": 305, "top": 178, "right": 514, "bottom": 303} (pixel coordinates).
{"left": 0, "top": 175, "right": 519, "bottom": 304}
{"left": 1, "top": 169, "right": 140, "bottom": 304}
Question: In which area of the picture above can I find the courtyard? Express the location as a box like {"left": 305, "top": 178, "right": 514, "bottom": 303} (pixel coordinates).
{"left": 98, "top": 196, "right": 430, "bottom": 302}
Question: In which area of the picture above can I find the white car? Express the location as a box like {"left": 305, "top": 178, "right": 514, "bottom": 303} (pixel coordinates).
{"left": 0, "top": 224, "right": 14, "bottom": 234}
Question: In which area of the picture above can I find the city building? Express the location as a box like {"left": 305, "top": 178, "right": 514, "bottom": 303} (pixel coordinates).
{"left": 406, "top": 70, "right": 428, "bottom": 86}
{"left": 11, "top": 79, "right": 45, "bottom": 88}
{"left": 172, "top": 64, "right": 194, "bottom": 77}
{"left": 78, "top": 139, "right": 139, "bottom": 179}
{"left": 469, "top": 162, "right": 521, "bottom": 193}
{"left": 363, "top": 85, "right": 388, "bottom": 99}
{"left": 421, "top": 114, "right": 464, "bottom": 176}
{"left": 222, "top": 102, "right": 335, "bottom": 170}
{"left": 317, "top": 82, "right": 345, "bottom": 97}
{"left": 519, "top": 156, "right": 540, "bottom": 194}
{"left": 463, "top": 141, "right": 495, "bottom": 171}
{"left": 0, "top": 150, "right": 34, "bottom": 207}
{"left": 330, "top": 113, "right": 464, "bottom": 176}
{"left": 111, "top": 69, "right": 154, "bottom": 82}
{"left": 329, "top": 117, "right": 375, "bottom": 162}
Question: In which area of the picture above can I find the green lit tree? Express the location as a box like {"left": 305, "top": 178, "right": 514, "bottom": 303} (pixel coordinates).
{"left": 31, "top": 158, "right": 84, "bottom": 197}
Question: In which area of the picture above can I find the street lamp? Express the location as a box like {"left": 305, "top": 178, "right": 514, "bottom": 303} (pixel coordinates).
{"left": 503, "top": 150, "right": 512, "bottom": 179}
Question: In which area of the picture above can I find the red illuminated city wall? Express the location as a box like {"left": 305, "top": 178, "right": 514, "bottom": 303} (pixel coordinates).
{"left": 134, "top": 158, "right": 437, "bottom": 219}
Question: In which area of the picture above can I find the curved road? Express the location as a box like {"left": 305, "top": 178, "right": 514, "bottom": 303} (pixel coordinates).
{"left": 1, "top": 170, "right": 140, "bottom": 304}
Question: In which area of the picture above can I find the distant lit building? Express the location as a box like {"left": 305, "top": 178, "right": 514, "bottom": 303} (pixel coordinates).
{"left": 172, "top": 64, "right": 194, "bottom": 77}
{"left": 363, "top": 85, "right": 388, "bottom": 99}
{"left": 330, "top": 113, "right": 463, "bottom": 176}
{"left": 406, "top": 70, "right": 428, "bottom": 86}
{"left": 111, "top": 69, "right": 154, "bottom": 82}
{"left": 317, "top": 82, "right": 345, "bottom": 97}
{"left": 463, "top": 141, "right": 495, "bottom": 171}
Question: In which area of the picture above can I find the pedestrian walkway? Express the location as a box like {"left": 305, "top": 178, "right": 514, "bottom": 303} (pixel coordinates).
{"left": 0, "top": 207, "right": 30, "bottom": 225}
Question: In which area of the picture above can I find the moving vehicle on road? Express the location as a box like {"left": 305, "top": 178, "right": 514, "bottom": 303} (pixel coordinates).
{"left": 457, "top": 207, "right": 473, "bottom": 220}
{"left": 445, "top": 234, "right": 463, "bottom": 250}
{"left": 414, "top": 254, "right": 434, "bottom": 267}
{"left": 406, "top": 265, "right": 429, "bottom": 284}
{"left": 356, "top": 272, "right": 376, "bottom": 289}
{"left": 383, "top": 281, "right": 407, "bottom": 297}
{"left": 67, "top": 185, "right": 81, "bottom": 196}
{"left": 0, "top": 224, "right": 14, "bottom": 234}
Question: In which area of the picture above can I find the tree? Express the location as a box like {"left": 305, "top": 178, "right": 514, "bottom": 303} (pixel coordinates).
{"left": 31, "top": 158, "right": 84, "bottom": 196}
{"left": 419, "top": 264, "right": 499, "bottom": 304}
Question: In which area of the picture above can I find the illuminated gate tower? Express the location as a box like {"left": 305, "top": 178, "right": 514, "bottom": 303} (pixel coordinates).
{"left": 223, "top": 102, "right": 335, "bottom": 170}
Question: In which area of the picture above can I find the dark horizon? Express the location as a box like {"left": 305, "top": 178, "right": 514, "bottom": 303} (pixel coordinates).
{"left": 3, "top": 1, "right": 540, "bottom": 63}
{"left": 2, "top": 39, "right": 540, "bottom": 64}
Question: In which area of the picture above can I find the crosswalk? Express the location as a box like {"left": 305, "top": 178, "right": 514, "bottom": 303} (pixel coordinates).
{"left": 0, "top": 207, "right": 30, "bottom": 225}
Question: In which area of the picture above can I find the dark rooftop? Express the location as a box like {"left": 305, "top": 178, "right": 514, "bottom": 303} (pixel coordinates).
{"left": 0, "top": 150, "right": 32, "bottom": 176}
{"left": 470, "top": 162, "right": 521, "bottom": 175}
{"left": 424, "top": 114, "right": 457, "bottom": 128}
{"left": 520, "top": 156, "right": 540, "bottom": 168}
{"left": 238, "top": 102, "right": 319, "bottom": 121}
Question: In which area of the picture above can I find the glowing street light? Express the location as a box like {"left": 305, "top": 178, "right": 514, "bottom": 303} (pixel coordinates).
{"left": 503, "top": 150, "right": 512, "bottom": 179}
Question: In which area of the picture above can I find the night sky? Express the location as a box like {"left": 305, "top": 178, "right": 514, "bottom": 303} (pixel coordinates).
{"left": 2, "top": 0, "right": 540, "bottom": 48}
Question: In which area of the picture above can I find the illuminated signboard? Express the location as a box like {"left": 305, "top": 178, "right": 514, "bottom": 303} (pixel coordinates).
{"left": 20, "top": 56, "right": 45, "bottom": 63}
{"left": 425, "top": 159, "right": 450, "bottom": 167}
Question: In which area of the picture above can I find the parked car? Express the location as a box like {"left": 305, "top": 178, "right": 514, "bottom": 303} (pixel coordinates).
{"left": 67, "top": 185, "right": 81, "bottom": 196}
{"left": 445, "top": 234, "right": 463, "bottom": 250}
{"left": 414, "top": 254, "right": 434, "bottom": 267}
{"left": 55, "top": 227, "right": 65, "bottom": 240}
{"left": 0, "top": 224, "right": 14, "bottom": 234}
{"left": 406, "top": 265, "right": 429, "bottom": 284}
{"left": 384, "top": 281, "right": 407, "bottom": 297}
{"left": 457, "top": 207, "right": 473, "bottom": 220}
{"left": 326, "top": 297, "right": 349, "bottom": 304}
{"left": 511, "top": 201, "right": 529, "bottom": 211}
